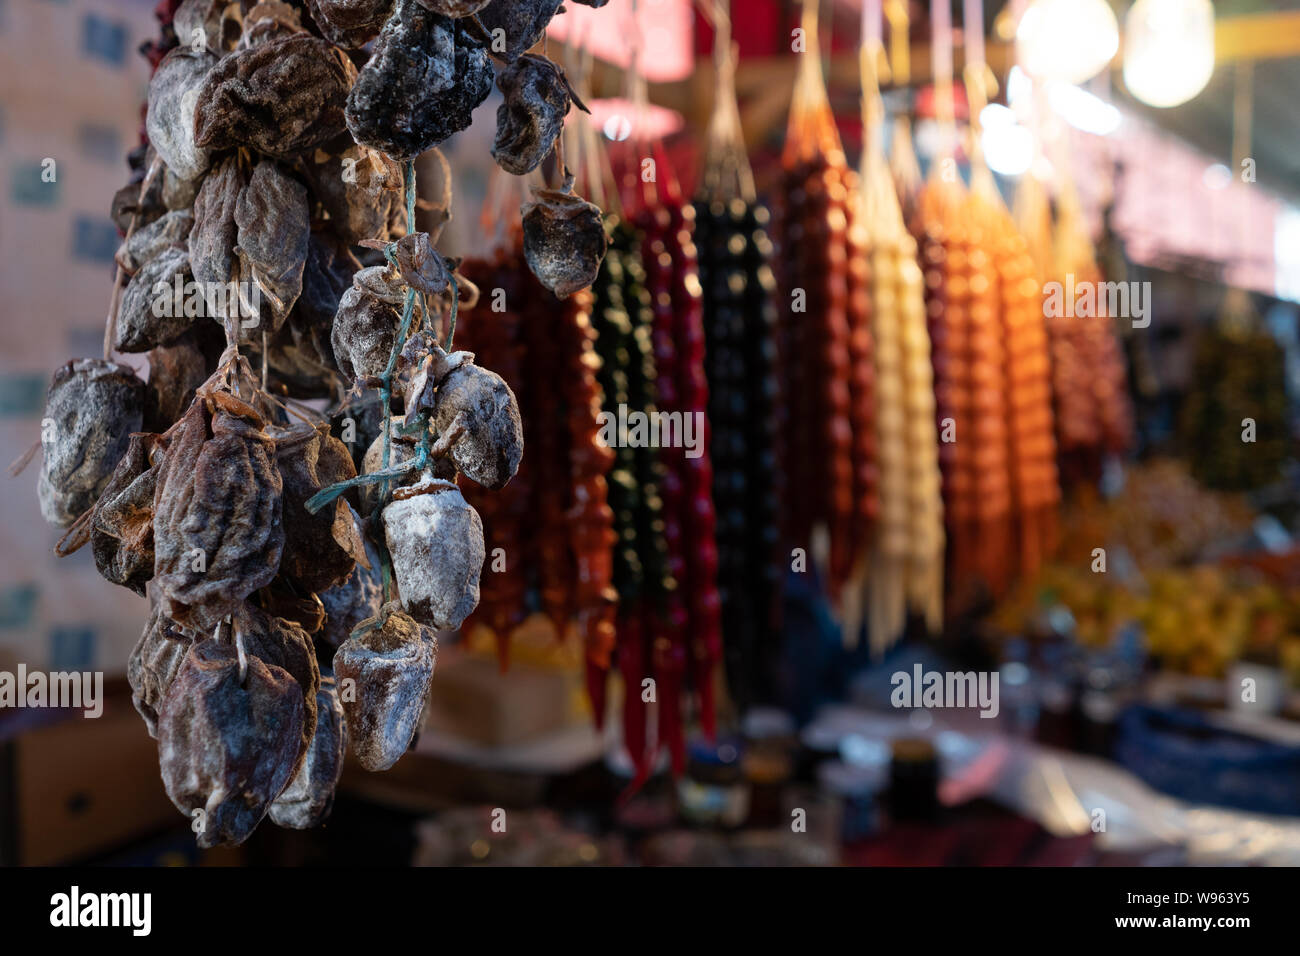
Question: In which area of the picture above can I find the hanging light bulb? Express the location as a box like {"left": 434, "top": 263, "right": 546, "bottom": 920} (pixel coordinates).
{"left": 1015, "top": 0, "right": 1119, "bottom": 85}
{"left": 1123, "top": 0, "right": 1216, "bottom": 108}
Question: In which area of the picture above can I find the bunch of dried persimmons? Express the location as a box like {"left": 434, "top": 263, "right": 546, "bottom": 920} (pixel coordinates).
{"left": 33, "top": 0, "right": 609, "bottom": 847}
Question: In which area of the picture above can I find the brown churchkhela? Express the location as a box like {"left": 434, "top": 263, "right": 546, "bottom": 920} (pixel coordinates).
{"left": 774, "top": 0, "right": 877, "bottom": 610}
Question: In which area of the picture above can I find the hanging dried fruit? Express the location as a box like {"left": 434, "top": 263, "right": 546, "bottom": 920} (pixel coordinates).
{"left": 344, "top": 0, "right": 493, "bottom": 160}
{"left": 271, "top": 422, "right": 361, "bottom": 591}
{"left": 157, "top": 638, "right": 305, "bottom": 847}
{"left": 127, "top": 605, "right": 193, "bottom": 737}
{"left": 188, "top": 153, "right": 245, "bottom": 289}
{"left": 389, "top": 231, "right": 453, "bottom": 297}
{"left": 115, "top": 247, "right": 195, "bottom": 352}
{"left": 91, "top": 433, "right": 161, "bottom": 595}
{"left": 237, "top": 604, "right": 321, "bottom": 777}
{"left": 116, "top": 208, "right": 193, "bottom": 274}
{"left": 476, "top": 0, "right": 561, "bottom": 61}
{"left": 318, "top": 519, "right": 383, "bottom": 647}
{"left": 306, "top": 143, "right": 404, "bottom": 246}
{"left": 521, "top": 176, "right": 608, "bottom": 298}
{"left": 492, "top": 54, "right": 572, "bottom": 175}
{"left": 269, "top": 674, "right": 347, "bottom": 827}
{"left": 234, "top": 160, "right": 311, "bottom": 334}
{"left": 305, "top": 0, "right": 393, "bottom": 49}
{"left": 383, "top": 474, "right": 484, "bottom": 631}
{"left": 38, "top": 359, "right": 145, "bottom": 527}
{"left": 333, "top": 602, "right": 437, "bottom": 771}
{"left": 407, "top": 346, "right": 523, "bottom": 490}
{"left": 152, "top": 393, "right": 284, "bottom": 631}
{"left": 43, "top": 0, "right": 615, "bottom": 846}
{"left": 146, "top": 48, "right": 216, "bottom": 182}
{"left": 194, "top": 34, "right": 358, "bottom": 159}
{"left": 331, "top": 265, "right": 421, "bottom": 383}
{"left": 144, "top": 325, "right": 223, "bottom": 433}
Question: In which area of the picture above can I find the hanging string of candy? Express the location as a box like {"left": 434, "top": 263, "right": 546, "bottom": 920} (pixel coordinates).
{"left": 600, "top": 5, "right": 721, "bottom": 780}
{"left": 849, "top": 0, "right": 945, "bottom": 654}
{"left": 692, "top": 0, "right": 783, "bottom": 707}
{"left": 775, "top": 0, "right": 878, "bottom": 619}
{"left": 453, "top": 223, "right": 620, "bottom": 695}
{"left": 959, "top": 9, "right": 1061, "bottom": 584}
{"left": 443, "top": 36, "right": 625, "bottom": 728}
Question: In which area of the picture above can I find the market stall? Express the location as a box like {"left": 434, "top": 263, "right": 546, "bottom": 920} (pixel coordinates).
{"left": 5, "top": 0, "right": 1300, "bottom": 871}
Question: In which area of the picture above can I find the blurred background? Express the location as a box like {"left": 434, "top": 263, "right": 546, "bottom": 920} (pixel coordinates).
{"left": 3, "top": 0, "right": 1300, "bottom": 867}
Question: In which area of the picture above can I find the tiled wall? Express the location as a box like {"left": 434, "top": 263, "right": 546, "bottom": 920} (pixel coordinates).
{"left": 0, "top": 0, "right": 158, "bottom": 674}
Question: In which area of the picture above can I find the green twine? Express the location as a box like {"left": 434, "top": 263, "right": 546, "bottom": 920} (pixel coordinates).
{"left": 374, "top": 158, "right": 422, "bottom": 604}
{"left": 309, "top": 154, "right": 461, "bottom": 609}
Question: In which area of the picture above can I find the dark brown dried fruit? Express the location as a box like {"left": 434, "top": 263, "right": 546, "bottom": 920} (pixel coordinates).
{"left": 243, "top": 0, "right": 307, "bottom": 45}
{"left": 269, "top": 675, "right": 346, "bottom": 828}
{"left": 234, "top": 604, "right": 320, "bottom": 778}
{"left": 391, "top": 231, "right": 452, "bottom": 296}
{"left": 331, "top": 265, "right": 422, "bottom": 383}
{"left": 271, "top": 422, "right": 361, "bottom": 592}
{"left": 112, "top": 170, "right": 166, "bottom": 234}
{"left": 38, "top": 359, "right": 145, "bottom": 527}
{"left": 318, "top": 515, "right": 382, "bottom": 646}
{"left": 173, "top": 0, "right": 240, "bottom": 53}
{"left": 259, "top": 586, "right": 328, "bottom": 633}
{"left": 189, "top": 154, "right": 245, "bottom": 289}
{"left": 332, "top": 602, "right": 437, "bottom": 771}
{"left": 153, "top": 394, "right": 285, "bottom": 631}
{"left": 409, "top": 346, "right": 522, "bottom": 489}
{"left": 298, "top": 232, "right": 362, "bottom": 330}
{"left": 383, "top": 475, "right": 484, "bottom": 630}
{"left": 344, "top": 0, "right": 492, "bottom": 160}
{"left": 92, "top": 433, "right": 160, "bottom": 595}
{"left": 415, "top": 0, "right": 491, "bottom": 16}
{"left": 306, "top": 144, "right": 403, "bottom": 245}
{"left": 117, "top": 209, "right": 193, "bottom": 275}
{"left": 146, "top": 48, "right": 216, "bottom": 181}
{"left": 127, "top": 605, "right": 193, "bottom": 737}
{"left": 521, "top": 179, "right": 608, "bottom": 298}
{"left": 305, "top": 0, "right": 393, "bottom": 48}
{"left": 476, "top": 0, "right": 561, "bottom": 61}
{"left": 158, "top": 638, "right": 304, "bottom": 847}
{"left": 491, "top": 54, "right": 570, "bottom": 175}
{"left": 163, "top": 168, "right": 201, "bottom": 213}
{"left": 115, "top": 247, "right": 195, "bottom": 352}
{"left": 144, "top": 324, "right": 223, "bottom": 433}
{"left": 194, "top": 34, "right": 357, "bottom": 159}
{"left": 235, "top": 161, "right": 311, "bottom": 334}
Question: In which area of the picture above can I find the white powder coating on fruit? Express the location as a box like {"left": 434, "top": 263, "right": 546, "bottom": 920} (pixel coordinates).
{"left": 332, "top": 605, "right": 437, "bottom": 772}
{"left": 382, "top": 476, "right": 484, "bottom": 631}
{"left": 146, "top": 49, "right": 216, "bottom": 182}
{"left": 39, "top": 358, "right": 145, "bottom": 527}
{"left": 331, "top": 266, "right": 425, "bottom": 383}
{"left": 432, "top": 362, "right": 523, "bottom": 491}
